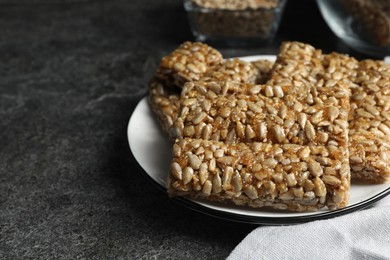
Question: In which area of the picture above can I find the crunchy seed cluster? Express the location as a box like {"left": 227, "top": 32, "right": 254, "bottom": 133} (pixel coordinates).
{"left": 149, "top": 41, "right": 390, "bottom": 212}
{"left": 150, "top": 42, "right": 273, "bottom": 139}
{"left": 168, "top": 139, "right": 350, "bottom": 211}
{"left": 148, "top": 78, "right": 181, "bottom": 137}
{"left": 213, "top": 45, "right": 389, "bottom": 182}
{"left": 349, "top": 60, "right": 390, "bottom": 182}
{"left": 156, "top": 41, "right": 223, "bottom": 89}
{"left": 175, "top": 42, "right": 351, "bottom": 148}
{"left": 223, "top": 54, "right": 390, "bottom": 182}
{"left": 175, "top": 80, "right": 349, "bottom": 147}
{"left": 168, "top": 41, "right": 352, "bottom": 211}
{"left": 342, "top": 0, "right": 390, "bottom": 46}
{"left": 268, "top": 42, "right": 358, "bottom": 102}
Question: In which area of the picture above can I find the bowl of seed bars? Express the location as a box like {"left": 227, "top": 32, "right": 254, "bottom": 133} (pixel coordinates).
{"left": 184, "top": 0, "right": 287, "bottom": 46}
{"left": 130, "top": 41, "right": 390, "bottom": 222}
{"left": 317, "top": 0, "right": 390, "bottom": 56}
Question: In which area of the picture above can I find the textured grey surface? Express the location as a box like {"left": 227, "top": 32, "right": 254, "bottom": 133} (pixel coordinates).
{"left": 0, "top": 0, "right": 374, "bottom": 259}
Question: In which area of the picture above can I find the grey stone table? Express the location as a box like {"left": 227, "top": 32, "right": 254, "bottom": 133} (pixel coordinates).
{"left": 0, "top": 0, "right": 375, "bottom": 259}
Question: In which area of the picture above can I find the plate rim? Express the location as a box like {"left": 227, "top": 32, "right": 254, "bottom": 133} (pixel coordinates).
{"left": 127, "top": 55, "right": 390, "bottom": 225}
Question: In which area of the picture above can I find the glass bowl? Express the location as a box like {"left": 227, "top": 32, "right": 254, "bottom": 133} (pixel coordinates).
{"left": 316, "top": 0, "right": 390, "bottom": 57}
{"left": 184, "top": 0, "right": 287, "bottom": 47}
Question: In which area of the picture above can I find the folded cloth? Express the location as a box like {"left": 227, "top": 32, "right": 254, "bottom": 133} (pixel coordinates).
{"left": 228, "top": 196, "right": 390, "bottom": 260}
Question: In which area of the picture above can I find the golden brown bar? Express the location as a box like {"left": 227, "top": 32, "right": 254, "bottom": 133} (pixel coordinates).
{"left": 168, "top": 138, "right": 350, "bottom": 211}
{"left": 267, "top": 42, "right": 358, "bottom": 102}
{"left": 150, "top": 42, "right": 274, "bottom": 137}
{"left": 349, "top": 60, "right": 390, "bottom": 182}
{"left": 175, "top": 80, "right": 350, "bottom": 147}
{"left": 155, "top": 41, "right": 223, "bottom": 89}
{"left": 226, "top": 48, "right": 389, "bottom": 182}
{"left": 148, "top": 78, "right": 181, "bottom": 137}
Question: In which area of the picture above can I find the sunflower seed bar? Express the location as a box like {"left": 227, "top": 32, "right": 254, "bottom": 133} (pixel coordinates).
{"left": 148, "top": 78, "right": 181, "bottom": 137}
{"left": 151, "top": 41, "right": 221, "bottom": 136}
{"left": 268, "top": 42, "right": 358, "bottom": 102}
{"left": 349, "top": 60, "right": 390, "bottom": 182}
{"left": 149, "top": 58, "right": 271, "bottom": 138}
{"left": 175, "top": 77, "right": 350, "bottom": 147}
{"left": 267, "top": 41, "right": 322, "bottom": 101}
{"left": 150, "top": 41, "right": 276, "bottom": 136}
{"left": 225, "top": 43, "right": 388, "bottom": 182}
{"left": 168, "top": 138, "right": 350, "bottom": 211}
{"left": 155, "top": 41, "right": 223, "bottom": 89}
{"left": 174, "top": 42, "right": 351, "bottom": 147}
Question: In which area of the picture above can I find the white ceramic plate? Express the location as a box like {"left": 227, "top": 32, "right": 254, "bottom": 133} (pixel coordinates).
{"left": 127, "top": 55, "right": 390, "bottom": 224}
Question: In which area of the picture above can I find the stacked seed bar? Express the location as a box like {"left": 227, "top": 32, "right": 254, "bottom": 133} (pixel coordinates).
{"left": 169, "top": 139, "right": 349, "bottom": 211}
{"left": 175, "top": 42, "right": 351, "bottom": 148}
{"left": 349, "top": 60, "right": 390, "bottom": 182}
{"left": 149, "top": 41, "right": 272, "bottom": 139}
{"left": 175, "top": 80, "right": 349, "bottom": 148}
{"left": 251, "top": 49, "right": 390, "bottom": 182}
{"left": 150, "top": 41, "right": 223, "bottom": 137}
{"left": 168, "top": 42, "right": 351, "bottom": 211}
{"left": 148, "top": 79, "right": 181, "bottom": 135}
{"left": 155, "top": 41, "right": 223, "bottom": 88}
{"left": 149, "top": 41, "right": 390, "bottom": 212}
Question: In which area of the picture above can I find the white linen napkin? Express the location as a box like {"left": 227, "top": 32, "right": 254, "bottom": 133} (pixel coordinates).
{"left": 228, "top": 196, "right": 390, "bottom": 260}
